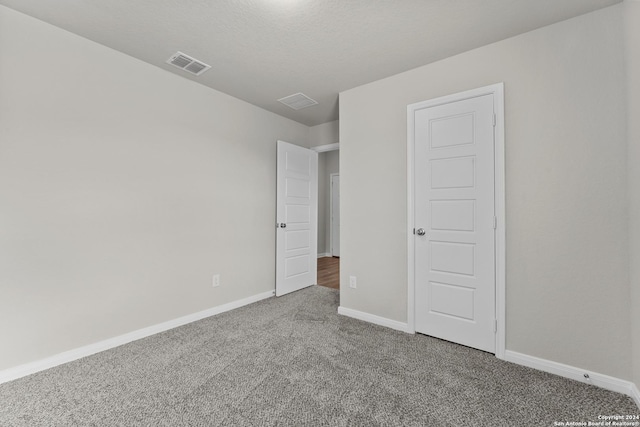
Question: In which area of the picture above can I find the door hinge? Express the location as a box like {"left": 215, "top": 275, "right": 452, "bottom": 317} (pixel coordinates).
{"left": 494, "top": 320, "right": 498, "bottom": 333}
{"left": 493, "top": 113, "right": 496, "bottom": 127}
{"left": 493, "top": 216, "right": 497, "bottom": 230}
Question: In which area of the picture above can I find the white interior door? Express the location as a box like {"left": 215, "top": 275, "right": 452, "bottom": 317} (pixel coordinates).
{"left": 330, "top": 174, "right": 340, "bottom": 257}
{"left": 413, "top": 93, "right": 496, "bottom": 353}
{"left": 276, "top": 141, "right": 318, "bottom": 297}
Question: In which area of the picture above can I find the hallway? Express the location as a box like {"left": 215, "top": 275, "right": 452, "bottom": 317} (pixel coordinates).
{"left": 317, "top": 257, "right": 339, "bottom": 290}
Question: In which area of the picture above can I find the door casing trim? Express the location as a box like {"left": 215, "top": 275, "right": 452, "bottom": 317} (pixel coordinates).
{"left": 406, "top": 83, "right": 506, "bottom": 359}
{"left": 329, "top": 173, "right": 340, "bottom": 257}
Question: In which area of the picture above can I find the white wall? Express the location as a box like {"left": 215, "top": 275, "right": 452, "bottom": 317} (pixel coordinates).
{"left": 308, "top": 120, "right": 339, "bottom": 148}
{"left": 317, "top": 151, "right": 339, "bottom": 255}
{"left": 625, "top": 0, "right": 640, "bottom": 390}
{"left": 340, "top": 5, "right": 631, "bottom": 380}
{"left": 0, "top": 6, "right": 309, "bottom": 371}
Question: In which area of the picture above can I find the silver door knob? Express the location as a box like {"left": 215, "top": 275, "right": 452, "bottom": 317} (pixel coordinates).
{"left": 280, "top": 223, "right": 287, "bottom": 228}
{"left": 416, "top": 228, "right": 426, "bottom": 236}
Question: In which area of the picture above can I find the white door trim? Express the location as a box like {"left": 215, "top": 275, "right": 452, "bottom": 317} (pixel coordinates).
{"left": 407, "top": 83, "right": 506, "bottom": 359}
{"left": 329, "top": 173, "right": 340, "bottom": 257}
{"left": 312, "top": 143, "right": 340, "bottom": 153}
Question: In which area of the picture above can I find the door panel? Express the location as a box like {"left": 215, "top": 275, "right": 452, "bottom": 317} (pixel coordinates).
{"left": 285, "top": 178, "right": 310, "bottom": 198}
{"left": 414, "top": 94, "right": 496, "bottom": 353}
{"left": 276, "top": 141, "right": 318, "bottom": 297}
{"left": 430, "top": 113, "right": 474, "bottom": 148}
{"left": 286, "top": 205, "right": 310, "bottom": 224}
{"left": 429, "top": 282, "right": 475, "bottom": 320}
{"left": 430, "top": 156, "right": 475, "bottom": 189}
{"left": 430, "top": 200, "right": 475, "bottom": 231}
{"left": 285, "top": 230, "right": 310, "bottom": 251}
{"left": 430, "top": 241, "right": 475, "bottom": 276}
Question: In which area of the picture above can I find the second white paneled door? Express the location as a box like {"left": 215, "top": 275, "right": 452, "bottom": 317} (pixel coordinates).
{"left": 276, "top": 141, "right": 318, "bottom": 297}
{"left": 412, "top": 93, "right": 496, "bottom": 353}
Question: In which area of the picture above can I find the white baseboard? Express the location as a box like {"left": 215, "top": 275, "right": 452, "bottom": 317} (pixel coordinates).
{"left": 338, "top": 306, "right": 411, "bottom": 333}
{"left": 504, "top": 350, "right": 640, "bottom": 409}
{"left": 317, "top": 253, "right": 331, "bottom": 258}
{"left": 631, "top": 383, "right": 640, "bottom": 409}
{"left": 0, "top": 290, "right": 275, "bottom": 385}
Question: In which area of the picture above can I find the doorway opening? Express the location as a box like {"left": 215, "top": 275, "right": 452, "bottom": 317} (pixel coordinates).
{"left": 317, "top": 256, "right": 339, "bottom": 290}
{"left": 315, "top": 145, "right": 339, "bottom": 290}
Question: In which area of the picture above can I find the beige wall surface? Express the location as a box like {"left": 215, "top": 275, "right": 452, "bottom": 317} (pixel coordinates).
{"left": 308, "top": 120, "right": 339, "bottom": 148}
{"left": 317, "top": 151, "right": 340, "bottom": 255}
{"left": 0, "top": 6, "right": 309, "bottom": 371}
{"left": 340, "top": 5, "right": 631, "bottom": 380}
{"left": 625, "top": 0, "right": 640, "bottom": 389}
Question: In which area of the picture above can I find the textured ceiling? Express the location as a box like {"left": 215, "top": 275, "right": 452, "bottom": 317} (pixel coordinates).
{"left": 0, "top": 0, "right": 621, "bottom": 126}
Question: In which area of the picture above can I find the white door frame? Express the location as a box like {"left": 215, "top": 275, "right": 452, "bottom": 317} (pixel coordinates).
{"left": 329, "top": 173, "right": 340, "bottom": 257}
{"left": 407, "top": 83, "right": 506, "bottom": 359}
{"left": 312, "top": 143, "right": 339, "bottom": 153}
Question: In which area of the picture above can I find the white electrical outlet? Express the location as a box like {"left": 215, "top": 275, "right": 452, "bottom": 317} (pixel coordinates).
{"left": 213, "top": 274, "right": 220, "bottom": 288}
{"left": 349, "top": 276, "right": 357, "bottom": 289}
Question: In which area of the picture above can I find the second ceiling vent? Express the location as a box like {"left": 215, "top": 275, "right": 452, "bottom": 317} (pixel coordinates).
{"left": 166, "top": 51, "right": 211, "bottom": 76}
{"left": 278, "top": 93, "right": 318, "bottom": 110}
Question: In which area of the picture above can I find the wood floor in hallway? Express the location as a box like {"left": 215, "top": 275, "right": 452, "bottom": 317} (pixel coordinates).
{"left": 317, "top": 256, "right": 339, "bottom": 290}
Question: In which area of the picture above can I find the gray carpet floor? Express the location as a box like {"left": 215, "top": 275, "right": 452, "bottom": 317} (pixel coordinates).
{"left": 0, "top": 286, "right": 637, "bottom": 426}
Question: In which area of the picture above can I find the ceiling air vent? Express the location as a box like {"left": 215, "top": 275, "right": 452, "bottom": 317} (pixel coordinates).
{"left": 166, "top": 51, "right": 211, "bottom": 76}
{"left": 278, "top": 93, "right": 318, "bottom": 110}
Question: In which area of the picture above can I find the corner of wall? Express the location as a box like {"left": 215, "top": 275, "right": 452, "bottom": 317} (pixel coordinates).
{"left": 308, "top": 120, "right": 340, "bottom": 148}
{"left": 0, "top": 4, "right": 310, "bottom": 372}
{"left": 625, "top": 0, "right": 640, "bottom": 393}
